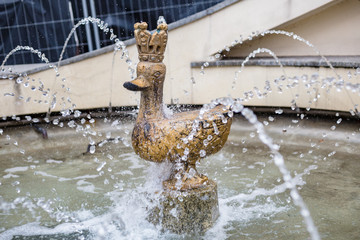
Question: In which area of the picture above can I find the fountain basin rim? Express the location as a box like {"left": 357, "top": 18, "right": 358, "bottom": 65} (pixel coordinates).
{"left": 1, "top": 105, "right": 358, "bottom": 129}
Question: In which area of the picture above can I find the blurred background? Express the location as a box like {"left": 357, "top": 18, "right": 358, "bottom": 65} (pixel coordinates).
{"left": 0, "top": 0, "right": 223, "bottom": 65}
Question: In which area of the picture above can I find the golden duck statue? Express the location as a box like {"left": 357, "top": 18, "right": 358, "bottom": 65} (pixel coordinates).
{"left": 123, "top": 21, "right": 233, "bottom": 192}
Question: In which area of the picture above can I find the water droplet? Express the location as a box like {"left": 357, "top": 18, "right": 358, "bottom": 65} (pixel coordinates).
{"left": 16, "top": 77, "right": 23, "bottom": 84}
{"left": 90, "top": 145, "right": 96, "bottom": 154}
{"left": 68, "top": 120, "right": 76, "bottom": 128}
{"left": 275, "top": 109, "right": 283, "bottom": 114}
{"left": 328, "top": 151, "right": 336, "bottom": 157}
{"left": 232, "top": 102, "right": 243, "bottom": 113}
{"left": 212, "top": 122, "right": 220, "bottom": 135}
{"left": 12, "top": 180, "right": 20, "bottom": 186}
{"left": 356, "top": 67, "right": 360, "bottom": 75}
{"left": 184, "top": 148, "right": 190, "bottom": 155}
{"left": 96, "top": 162, "right": 106, "bottom": 172}
{"left": 74, "top": 110, "right": 81, "bottom": 118}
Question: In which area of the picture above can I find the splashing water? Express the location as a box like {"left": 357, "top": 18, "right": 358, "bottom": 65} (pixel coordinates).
{"left": 197, "top": 30, "right": 359, "bottom": 113}
{"left": 53, "top": 16, "right": 135, "bottom": 117}
{"left": 239, "top": 107, "right": 320, "bottom": 240}
{"left": 175, "top": 97, "right": 321, "bottom": 240}
{"left": 233, "top": 47, "right": 285, "bottom": 85}
{"left": 221, "top": 30, "right": 340, "bottom": 78}
{"left": 230, "top": 47, "right": 298, "bottom": 103}
{"left": 57, "top": 16, "right": 134, "bottom": 75}
{"left": 1, "top": 46, "right": 58, "bottom": 76}
{"left": 1, "top": 16, "right": 137, "bottom": 119}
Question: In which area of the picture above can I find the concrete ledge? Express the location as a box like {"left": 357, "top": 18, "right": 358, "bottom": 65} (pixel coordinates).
{"left": 191, "top": 56, "right": 360, "bottom": 68}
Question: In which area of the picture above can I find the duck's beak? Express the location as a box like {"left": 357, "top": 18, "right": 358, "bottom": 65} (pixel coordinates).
{"left": 123, "top": 75, "right": 150, "bottom": 91}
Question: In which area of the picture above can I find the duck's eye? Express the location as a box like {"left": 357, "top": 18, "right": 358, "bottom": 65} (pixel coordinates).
{"left": 153, "top": 71, "right": 161, "bottom": 78}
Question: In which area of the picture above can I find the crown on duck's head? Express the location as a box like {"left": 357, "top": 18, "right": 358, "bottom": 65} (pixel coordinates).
{"left": 134, "top": 22, "right": 168, "bottom": 63}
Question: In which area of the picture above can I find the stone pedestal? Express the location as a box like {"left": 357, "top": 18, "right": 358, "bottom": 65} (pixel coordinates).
{"left": 149, "top": 180, "right": 219, "bottom": 234}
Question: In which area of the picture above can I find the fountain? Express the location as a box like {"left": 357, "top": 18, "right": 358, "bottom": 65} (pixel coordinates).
{"left": 122, "top": 21, "right": 232, "bottom": 233}
{"left": 0, "top": 13, "right": 359, "bottom": 240}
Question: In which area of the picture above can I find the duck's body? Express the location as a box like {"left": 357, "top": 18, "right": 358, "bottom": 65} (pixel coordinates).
{"left": 123, "top": 22, "right": 232, "bottom": 190}
{"left": 132, "top": 105, "right": 232, "bottom": 165}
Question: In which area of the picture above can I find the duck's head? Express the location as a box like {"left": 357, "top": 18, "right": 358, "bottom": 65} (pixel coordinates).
{"left": 123, "top": 61, "right": 166, "bottom": 91}
{"left": 123, "top": 21, "right": 168, "bottom": 92}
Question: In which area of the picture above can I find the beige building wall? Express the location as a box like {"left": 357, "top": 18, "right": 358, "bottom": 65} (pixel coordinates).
{"left": 191, "top": 66, "right": 360, "bottom": 112}
{"left": 1, "top": 0, "right": 359, "bottom": 117}
{"left": 226, "top": 0, "right": 360, "bottom": 57}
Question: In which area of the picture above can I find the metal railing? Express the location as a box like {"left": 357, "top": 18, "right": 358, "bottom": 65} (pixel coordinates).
{"left": 0, "top": 0, "right": 224, "bottom": 65}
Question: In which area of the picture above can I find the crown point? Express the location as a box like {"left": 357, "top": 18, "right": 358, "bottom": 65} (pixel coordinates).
{"left": 140, "top": 22, "right": 148, "bottom": 30}
{"left": 134, "top": 22, "right": 148, "bottom": 30}
{"left": 157, "top": 23, "right": 168, "bottom": 31}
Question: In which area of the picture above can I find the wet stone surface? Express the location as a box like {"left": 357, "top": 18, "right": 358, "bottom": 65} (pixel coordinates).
{"left": 12, "top": 231, "right": 90, "bottom": 240}
{"left": 149, "top": 180, "right": 219, "bottom": 234}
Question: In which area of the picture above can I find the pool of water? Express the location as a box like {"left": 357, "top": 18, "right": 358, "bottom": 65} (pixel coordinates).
{"left": 0, "top": 113, "right": 359, "bottom": 239}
